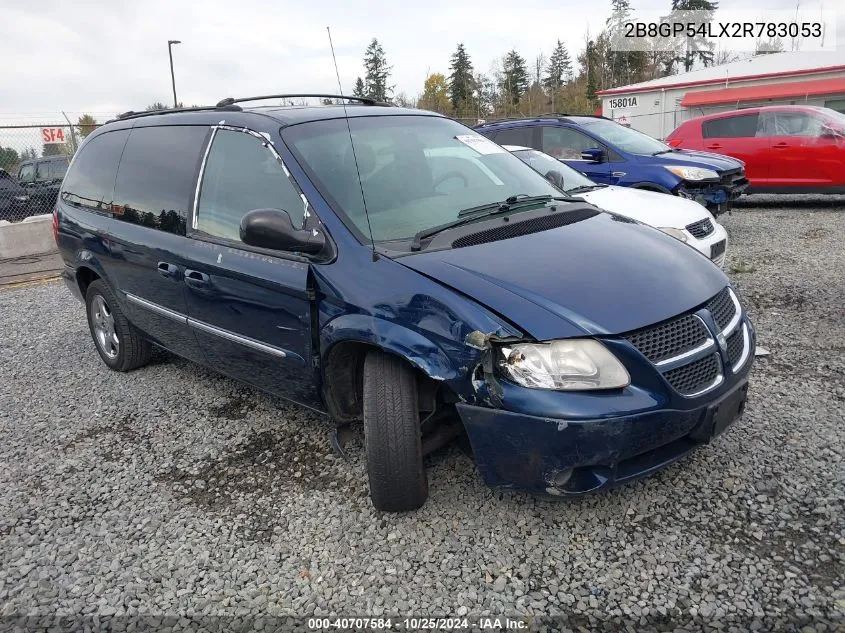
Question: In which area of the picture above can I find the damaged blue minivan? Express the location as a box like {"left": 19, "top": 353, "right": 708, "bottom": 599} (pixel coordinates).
{"left": 56, "top": 96, "right": 754, "bottom": 511}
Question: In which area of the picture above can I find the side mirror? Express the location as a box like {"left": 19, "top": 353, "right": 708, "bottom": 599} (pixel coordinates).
{"left": 240, "top": 208, "right": 325, "bottom": 255}
{"left": 580, "top": 148, "right": 605, "bottom": 163}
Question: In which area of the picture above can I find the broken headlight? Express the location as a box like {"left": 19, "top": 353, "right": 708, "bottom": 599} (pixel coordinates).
{"left": 497, "top": 340, "right": 630, "bottom": 391}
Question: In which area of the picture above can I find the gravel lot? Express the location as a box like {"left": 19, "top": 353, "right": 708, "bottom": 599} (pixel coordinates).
{"left": 1, "top": 197, "right": 843, "bottom": 631}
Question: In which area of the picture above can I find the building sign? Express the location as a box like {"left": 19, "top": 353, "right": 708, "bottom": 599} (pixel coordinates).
{"left": 608, "top": 96, "right": 639, "bottom": 109}
{"left": 41, "top": 127, "right": 67, "bottom": 144}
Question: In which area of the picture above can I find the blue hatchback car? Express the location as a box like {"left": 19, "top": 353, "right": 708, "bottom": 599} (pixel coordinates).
{"left": 56, "top": 96, "right": 754, "bottom": 511}
{"left": 475, "top": 115, "right": 748, "bottom": 215}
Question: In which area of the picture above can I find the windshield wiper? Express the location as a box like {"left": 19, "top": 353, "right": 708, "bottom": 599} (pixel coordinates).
{"left": 411, "top": 194, "right": 573, "bottom": 251}
{"left": 651, "top": 149, "right": 674, "bottom": 156}
{"left": 566, "top": 184, "right": 608, "bottom": 194}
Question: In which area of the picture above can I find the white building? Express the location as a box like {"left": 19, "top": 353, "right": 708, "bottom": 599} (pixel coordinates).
{"left": 597, "top": 50, "right": 845, "bottom": 139}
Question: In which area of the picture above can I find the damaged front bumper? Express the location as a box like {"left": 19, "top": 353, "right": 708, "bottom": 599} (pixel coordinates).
{"left": 457, "top": 376, "right": 751, "bottom": 497}
{"left": 677, "top": 171, "right": 749, "bottom": 213}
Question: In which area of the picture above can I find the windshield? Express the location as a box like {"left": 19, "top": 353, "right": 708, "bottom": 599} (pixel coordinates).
{"left": 282, "top": 116, "right": 563, "bottom": 245}
{"left": 510, "top": 149, "right": 595, "bottom": 192}
{"left": 582, "top": 118, "right": 670, "bottom": 155}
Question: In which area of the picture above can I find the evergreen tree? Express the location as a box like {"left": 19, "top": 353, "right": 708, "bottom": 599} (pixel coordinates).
{"left": 363, "top": 38, "right": 392, "bottom": 101}
{"left": 543, "top": 40, "right": 573, "bottom": 92}
{"left": 499, "top": 50, "right": 529, "bottom": 106}
{"left": 585, "top": 41, "right": 597, "bottom": 104}
{"left": 352, "top": 77, "right": 365, "bottom": 98}
{"left": 448, "top": 43, "right": 475, "bottom": 110}
{"left": 671, "top": 0, "right": 718, "bottom": 71}
{"left": 76, "top": 114, "right": 98, "bottom": 140}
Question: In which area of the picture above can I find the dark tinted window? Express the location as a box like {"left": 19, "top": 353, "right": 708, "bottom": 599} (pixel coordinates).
{"left": 702, "top": 114, "right": 759, "bottom": 138}
{"left": 196, "top": 129, "right": 306, "bottom": 242}
{"left": 36, "top": 159, "right": 68, "bottom": 181}
{"left": 61, "top": 131, "right": 129, "bottom": 211}
{"left": 48, "top": 159, "right": 68, "bottom": 180}
{"left": 112, "top": 126, "right": 207, "bottom": 235}
{"left": 490, "top": 126, "right": 536, "bottom": 148}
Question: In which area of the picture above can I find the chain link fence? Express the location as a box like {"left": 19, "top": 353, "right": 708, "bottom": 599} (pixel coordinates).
{"left": 0, "top": 122, "right": 102, "bottom": 222}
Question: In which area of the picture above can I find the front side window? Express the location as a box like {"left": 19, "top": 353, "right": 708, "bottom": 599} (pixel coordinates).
{"left": 758, "top": 111, "right": 825, "bottom": 137}
{"left": 196, "top": 129, "right": 306, "bottom": 242}
{"left": 60, "top": 131, "right": 129, "bottom": 210}
{"left": 18, "top": 164, "right": 35, "bottom": 183}
{"left": 112, "top": 125, "right": 208, "bottom": 235}
{"left": 579, "top": 119, "right": 670, "bottom": 155}
{"left": 282, "top": 116, "right": 563, "bottom": 246}
{"left": 542, "top": 126, "right": 599, "bottom": 160}
{"left": 702, "top": 114, "right": 759, "bottom": 139}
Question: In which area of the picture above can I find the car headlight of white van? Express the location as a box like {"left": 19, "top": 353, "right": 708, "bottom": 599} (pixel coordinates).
{"left": 658, "top": 227, "right": 689, "bottom": 242}
{"left": 497, "top": 340, "right": 630, "bottom": 390}
{"left": 664, "top": 165, "right": 719, "bottom": 181}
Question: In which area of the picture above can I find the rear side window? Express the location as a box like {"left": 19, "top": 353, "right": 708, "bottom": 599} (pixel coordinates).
{"left": 61, "top": 131, "right": 129, "bottom": 211}
{"left": 490, "top": 126, "right": 536, "bottom": 148}
{"left": 47, "top": 160, "right": 68, "bottom": 180}
{"left": 112, "top": 125, "right": 208, "bottom": 235}
{"left": 196, "top": 129, "right": 306, "bottom": 242}
{"left": 702, "top": 114, "right": 759, "bottom": 139}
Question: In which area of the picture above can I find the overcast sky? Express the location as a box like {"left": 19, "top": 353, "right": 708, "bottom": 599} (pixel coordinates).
{"left": 1, "top": 0, "right": 841, "bottom": 125}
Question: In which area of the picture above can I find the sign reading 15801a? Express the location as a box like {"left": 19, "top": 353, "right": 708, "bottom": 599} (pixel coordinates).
{"left": 609, "top": 97, "right": 639, "bottom": 109}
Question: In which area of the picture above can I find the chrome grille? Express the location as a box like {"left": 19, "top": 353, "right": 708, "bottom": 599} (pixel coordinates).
{"left": 624, "top": 314, "right": 709, "bottom": 364}
{"left": 685, "top": 217, "right": 714, "bottom": 239}
{"left": 664, "top": 354, "right": 721, "bottom": 396}
{"left": 706, "top": 287, "right": 736, "bottom": 331}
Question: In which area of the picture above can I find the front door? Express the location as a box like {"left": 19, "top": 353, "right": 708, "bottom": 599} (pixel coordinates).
{"left": 700, "top": 112, "right": 769, "bottom": 186}
{"left": 182, "top": 126, "right": 319, "bottom": 407}
{"left": 759, "top": 110, "right": 829, "bottom": 188}
{"left": 542, "top": 126, "right": 611, "bottom": 183}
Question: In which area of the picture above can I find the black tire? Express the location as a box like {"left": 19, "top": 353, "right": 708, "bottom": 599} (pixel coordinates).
{"left": 85, "top": 279, "right": 152, "bottom": 372}
{"left": 363, "top": 351, "right": 428, "bottom": 512}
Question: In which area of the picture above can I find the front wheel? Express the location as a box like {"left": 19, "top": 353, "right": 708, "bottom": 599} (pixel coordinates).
{"left": 362, "top": 351, "right": 428, "bottom": 512}
{"left": 85, "top": 279, "right": 152, "bottom": 372}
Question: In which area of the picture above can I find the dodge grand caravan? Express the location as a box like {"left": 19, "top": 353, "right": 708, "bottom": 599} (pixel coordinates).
{"left": 56, "top": 96, "right": 755, "bottom": 511}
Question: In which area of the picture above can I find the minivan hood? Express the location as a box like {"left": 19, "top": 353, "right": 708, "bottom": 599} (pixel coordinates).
{"left": 651, "top": 149, "right": 743, "bottom": 172}
{"left": 399, "top": 211, "right": 727, "bottom": 340}
{"left": 577, "top": 185, "right": 714, "bottom": 229}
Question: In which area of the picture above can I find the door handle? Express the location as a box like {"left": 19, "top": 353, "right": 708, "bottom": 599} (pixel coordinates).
{"left": 184, "top": 269, "right": 210, "bottom": 288}
{"left": 773, "top": 142, "right": 789, "bottom": 148}
{"left": 706, "top": 144, "right": 721, "bottom": 149}
{"left": 157, "top": 262, "right": 179, "bottom": 278}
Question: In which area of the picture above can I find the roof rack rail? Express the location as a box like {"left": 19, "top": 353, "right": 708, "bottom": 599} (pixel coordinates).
{"left": 215, "top": 94, "right": 391, "bottom": 108}
{"left": 109, "top": 103, "right": 242, "bottom": 123}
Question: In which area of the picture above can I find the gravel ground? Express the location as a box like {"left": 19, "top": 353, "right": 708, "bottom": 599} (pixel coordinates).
{"left": 0, "top": 198, "right": 843, "bottom": 631}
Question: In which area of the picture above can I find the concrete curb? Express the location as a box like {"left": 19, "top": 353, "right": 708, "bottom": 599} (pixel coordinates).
{"left": 0, "top": 214, "right": 56, "bottom": 260}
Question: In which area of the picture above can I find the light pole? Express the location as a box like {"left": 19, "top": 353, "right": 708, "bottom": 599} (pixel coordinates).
{"left": 168, "top": 40, "right": 181, "bottom": 108}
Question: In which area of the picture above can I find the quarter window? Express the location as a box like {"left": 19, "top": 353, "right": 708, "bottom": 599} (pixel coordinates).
{"left": 112, "top": 125, "right": 208, "bottom": 235}
{"left": 702, "top": 114, "right": 759, "bottom": 139}
{"left": 196, "top": 129, "right": 306, "bottom": 242}
{"left": 541, "top": 126, "right": 598, "bottom": 160}
{"left": 60, "top": 131, "right": 129, "bottom": 211}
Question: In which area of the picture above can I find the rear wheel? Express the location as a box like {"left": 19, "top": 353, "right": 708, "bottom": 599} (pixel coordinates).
{"left": 85, "top": 279, "right": 152, "bottom": 372}
{"left": 362, "top": 351, "right": 428, "bottom": 512}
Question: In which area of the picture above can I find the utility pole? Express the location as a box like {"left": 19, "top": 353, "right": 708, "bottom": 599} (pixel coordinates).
{"left": 168, "top": 40, "right": 181, "bottom": 108}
